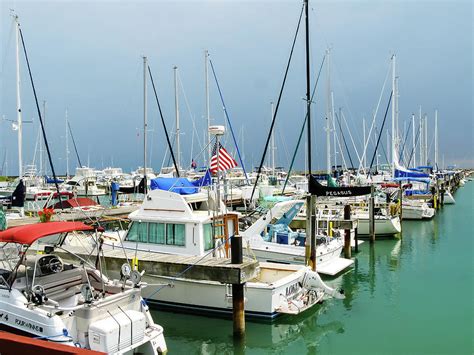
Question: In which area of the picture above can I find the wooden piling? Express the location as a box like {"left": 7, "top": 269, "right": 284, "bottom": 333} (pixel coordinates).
{"left": 369, "top": 185, "right": 375, "bottom": 243}
{"left": 343, "top": 204, "right": 351, "bottom": 259}
{"left": 231, "top": 235, "right": 245, "bottom": 339}
{"left": 354, "top": 227, "right": 359, "bottom": 253}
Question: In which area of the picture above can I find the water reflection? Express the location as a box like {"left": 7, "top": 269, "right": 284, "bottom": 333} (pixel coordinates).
{"left": 152, "top": 303, "right": 344, "bottom": 354}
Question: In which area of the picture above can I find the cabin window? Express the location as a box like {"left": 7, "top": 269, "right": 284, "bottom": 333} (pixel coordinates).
{"left": 166, "top": 224, "right": 185, "bottom": 246}
{"left": 203, "top": 224, "right": 213, "bottom": 251}
{"left": 203, "top": 223, "right": 224, "bottom": 251}
{"left": 126, "top": 222, "right": 148, "bottom": 243}
{"left": 149, "top": 223, "right": 166, "bottom": 244}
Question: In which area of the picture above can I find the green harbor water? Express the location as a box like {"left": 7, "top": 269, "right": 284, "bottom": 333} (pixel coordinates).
{"left": 151, "top": 182, "right": 473, "bottom": 354}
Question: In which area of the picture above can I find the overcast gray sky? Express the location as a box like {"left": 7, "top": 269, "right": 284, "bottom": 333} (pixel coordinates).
{"left": 0, "top": 0, "right": 472, "bottom": 175}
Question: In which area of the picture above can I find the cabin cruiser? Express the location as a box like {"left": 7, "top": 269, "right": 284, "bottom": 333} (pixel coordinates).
{"left": 0, "top": 221, "right": 167, "bottom": 354}
{"left": 98, "top": 185, "right": 344, "bottom": 319}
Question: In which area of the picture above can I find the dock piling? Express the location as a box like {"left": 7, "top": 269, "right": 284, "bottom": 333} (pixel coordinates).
{"left": 231, "top": 235, "right": 245, "bottom": 340}
{"left": 369, "top": 185, "right": 375, "bottom": 243}
{"left": 343, "top": 204, "right": 351, "bottom": 259}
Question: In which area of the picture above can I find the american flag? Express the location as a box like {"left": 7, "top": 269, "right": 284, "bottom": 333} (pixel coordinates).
{"left": 210, "top": 142, "right": 237, "bottom": 174}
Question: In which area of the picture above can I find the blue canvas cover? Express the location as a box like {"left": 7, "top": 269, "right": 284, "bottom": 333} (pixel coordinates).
{"left": 150, "top": 177, "right": 198, "bottom": 195}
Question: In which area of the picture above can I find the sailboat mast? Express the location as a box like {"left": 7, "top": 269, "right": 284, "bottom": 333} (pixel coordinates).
{"left": 391, "top": 54, "right": 396, "bottom": 175}
{"left": 205, "top": 50, "right": 211, "bottom": 164}
{"left": 40, "top": 100, "right": 45, "bottom": 175}
{"left": 143, "top": 56, "right": 148, "bottom": 194}
{"left": 15, "top": 15, "right": 23, "bottom": 179}
{"left": 326, "top": 48, "right": 331, "bottom": 175}
{"left": 331, "top": 90, "right": 337, "bottom": 171}
{"left": 271, "top": 101, "right": 275, "bottom": 176}
{"left": 412, "top": 113, "right": 416, "bottom": 167}
{"left": 419, "top": 106, "right": 422, "bottom": 167}
{"left": 363, "top": 117, "right": 366, "bottom": 170}
{"left": 65, "top": 109, "right": 69, "bottom": 178}
{"left": 305, "top": 0, "right": 311, "bottom": 175}
{"left": 434, "top": 109, "right": 438, "bottom": 169}
{"left": 174, "top": 66, "right": 181, "bottom": 172}
{"left": 424, "top": 114, "right": 428, "bottom": 165}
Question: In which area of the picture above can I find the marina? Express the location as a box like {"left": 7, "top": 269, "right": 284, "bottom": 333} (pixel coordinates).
{"left": 0, "top": 0, "right": 472, "bottom": 354}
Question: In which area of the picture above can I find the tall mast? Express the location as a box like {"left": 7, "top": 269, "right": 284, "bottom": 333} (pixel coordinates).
{"left": 174, "top": 66, "right": 181, "bottom": 172}
{"left": 331, "top": 90, "right": 337, "bottom": 171}
{"left": 14, "top": 15, "right": 23, "bottom": 179}
{"left": 424, "top": 114, "right": 428, "bottom": 165}
{"left": 205, "top": 50, "right": 211, "bottom": 163}
{"left": 391, "top": 54, "right": 396, "bottom": 174}
{"left": 270, "top": 101, "right": 275, "bottom": 176}
{"left": 143, "top": 56, "right": 148, "bottom": 194}
{"left": 305, "top": 0, "right": 311, "bottom": 176}
{"left": 434, "top": 109, "right": 438, "bottom": 169}
{"left": 363, "top": 117, "right": 366, "bottom": 170}
{"left": 326, "top": 48, "right": 331, "bottom": 175}
{"left": 65, "top": 109, "right": 69, "bottom": 178}
{"left": 419, "top": 106, "right": 422, "bottom": 167}
{"left": 412, "top": 113, "right": 416, "bottom": 167}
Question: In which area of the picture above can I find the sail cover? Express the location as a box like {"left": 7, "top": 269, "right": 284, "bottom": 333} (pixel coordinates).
{"left": 309, "top": 175, "right": 371, "bottom": 197}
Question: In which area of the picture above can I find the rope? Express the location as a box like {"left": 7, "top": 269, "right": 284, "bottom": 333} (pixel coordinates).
{"left": 334, "top": 111, "right": 354, "bottom": 169}
{"left": 367, "top": 91, "right": 393, "bottom": 176}
{"left": 148, "top": 65, "right": 180, "bottom": 177}
{"left": 144, "top": 233, "right": 234, "bottom": 301}
{"left": 208, "top": 58, "right": 249, "bottom": 183}
{"left": 251, "top": 4, "right": 304, "bottom": 201}
{"left": 282, "top": 52, "right": 325, "bottom": 194}
{"left": 19, "top": 26, "right": 63, "bottom": 209}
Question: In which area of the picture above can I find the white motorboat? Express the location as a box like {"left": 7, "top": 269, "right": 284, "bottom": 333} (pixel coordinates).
{"left": 443, "top": 190, "right": 455, "bottom": 204}
{"left": 102, "top": 188, "right": 344, "bottom": 319}
{"left": 402, "top": 200, "right": 435, "bottom": 220}
{"left": 0, "top": 221, "right": 167, "bottom": 354}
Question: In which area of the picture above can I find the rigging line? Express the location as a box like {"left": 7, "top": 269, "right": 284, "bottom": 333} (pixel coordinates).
{"left": 145, "top": 233, "right": 234, "bottom": 301}
{"left": 68, "top": 121, "right": 83, "bottom": 168}
{"left": 398, "top": 120, "right": 411, "bottom": 165}
{"left": 373, "top": 125, "right": 389, "bottom": 166}
{"left": 407, "top": 121, "right": 421, "bottom": 167}
{"left": 18, "top": 27, "right": 63, "bottom": 209}
{"left": 367, "top": 91, "right": 392, "bottom": 176}
{"left": 177, "top": 71, "right": 203, "bottom": 154}
{"left": 208, "top": 58, "right": 248, "bottom": 183}
{"left": 250, "top": 3, "right": 304, "bottom": 201}
{"left": 147, "top": 65, "right": 180, "bottom": 177}
{"left": 282, "top": 53, "right": 326, "bottom": 194}
{"left": 341, "top": 110, "right": 362, "bottom": 169}
{"left": 358, "top": 60, "right": 391, "bottom": 174}
{"left": 334, "top": 111, "right": 354, "bottom": 169}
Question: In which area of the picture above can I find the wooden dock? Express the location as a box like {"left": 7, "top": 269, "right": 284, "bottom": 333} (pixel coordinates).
{"left": 59, "top": 244, "right": 259, "bottom": 285}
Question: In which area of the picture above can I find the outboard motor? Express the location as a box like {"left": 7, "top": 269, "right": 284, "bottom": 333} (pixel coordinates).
{"left": 301, "top": 270, "right": 345, "bottom": 300}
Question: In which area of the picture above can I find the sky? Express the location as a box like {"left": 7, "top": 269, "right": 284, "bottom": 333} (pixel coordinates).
{"left": 0, "top": 0, "right": 472, "bottom": 176}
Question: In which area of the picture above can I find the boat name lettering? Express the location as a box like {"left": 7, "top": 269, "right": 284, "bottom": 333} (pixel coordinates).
{"left": 0, "top": 312, "right": 8, "bottom": 321}
{"left": 15, "top": 318, "right": 43, "bottom": 333}
{"left": 325, "top": 191, "right": 352, "bottom": 196}
{"left": 285, "top": 283, "right": 299, "bottom": 297}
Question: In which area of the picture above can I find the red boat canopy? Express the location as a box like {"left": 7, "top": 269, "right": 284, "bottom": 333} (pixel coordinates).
{"left": 0, "top": 221, "right": 95, "bottom": 246}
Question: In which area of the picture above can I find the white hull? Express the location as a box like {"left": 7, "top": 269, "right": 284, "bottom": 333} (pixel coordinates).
{"left": 402, "top": 204, "right": 435, "bottom": 220}
{"left": 356, "top": 215, "right": 401, "bottom": 236}
{"left": 139, "top": 262, "right": 327, "bottom": 319}
{"left": 246, "top": 237, "right": 353, "bottom": 276}
{"left": 443, "top": 191, "right": 455, "bottom": 204}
